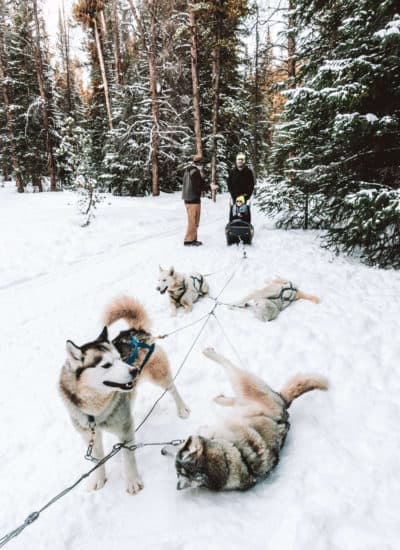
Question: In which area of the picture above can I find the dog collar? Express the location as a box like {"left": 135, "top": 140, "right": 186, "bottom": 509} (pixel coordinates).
{"left": 126, "top": 336, "right": 155, "bottom": 370}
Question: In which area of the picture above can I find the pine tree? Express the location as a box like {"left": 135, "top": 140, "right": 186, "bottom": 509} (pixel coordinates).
{"left": 258, "top": 0, "right": 400, "bottom": 268}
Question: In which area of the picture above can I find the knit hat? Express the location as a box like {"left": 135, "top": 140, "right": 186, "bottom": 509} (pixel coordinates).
{"left": 236, "top": 153, "right": 246, "bottom": 162}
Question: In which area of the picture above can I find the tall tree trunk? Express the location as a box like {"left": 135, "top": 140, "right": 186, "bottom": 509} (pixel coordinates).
{"left": 60, "top": 1, "right": 72, "bottom": 114}
{"left": 252, "top": 3, "right": 260, "bottom": 179}
{"left": 148, "top": 0, "right": 160, "bottom": 196}
{"left": 0, "top": 28, "right": 24, "bottom": 193}
{"left": 93, "top": 16, "right": 113, "bottom": 130}
{"left": 188, "top": 7, "right": 202, "bottom": 158}
{"left": 210, "top": 24, "right": 221, "bottom": 202}
{"left": 128, "top": 0, "right": 147, "bottom": 50}
{"left": 111, "top": 0, "right": 122, "bottom": 85}
{"left": 32, "top": 0, "right": 57, "bottom": 191}
{"left": 287, "top": 0, "right": 296, "bottom": 82}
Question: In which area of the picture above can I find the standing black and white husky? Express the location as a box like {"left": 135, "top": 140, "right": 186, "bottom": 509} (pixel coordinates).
{"left": 157, "top": 266, "right": 209, "bottom": 315}
{"left": 174, "top": 347, "right": 328, "bottom": 491}
{"left": 59, "top": 296, "right": 190, "bottom": 494}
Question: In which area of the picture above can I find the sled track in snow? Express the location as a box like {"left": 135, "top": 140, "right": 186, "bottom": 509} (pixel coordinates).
{"left": 0, "top": 214, "right": 226, "bottom": 294}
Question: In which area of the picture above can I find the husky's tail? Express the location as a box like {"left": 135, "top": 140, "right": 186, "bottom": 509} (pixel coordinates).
{"left": 280, "top": 374, "right": 328, "bottom": 407}
{"left": 103, "top": 296, "right": 151, "bottom": 332}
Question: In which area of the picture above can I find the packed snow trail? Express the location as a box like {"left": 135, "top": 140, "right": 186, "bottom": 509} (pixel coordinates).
{"left": 0, "top": 186, "right": 399, "bottom": 550}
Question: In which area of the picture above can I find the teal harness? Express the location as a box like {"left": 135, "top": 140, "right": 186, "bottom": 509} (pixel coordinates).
{"left": 126, "top": 336, "right": 155, "bottom": 370}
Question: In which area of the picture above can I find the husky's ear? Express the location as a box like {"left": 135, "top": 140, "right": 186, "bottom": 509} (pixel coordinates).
{"left": 168, "top": 266, "right": 175, "bottom": 276}
{"left": 159, "top": 265, "right": 163, "bottom": 272}
{"left": 96, "top": 326, "right": 109, "bottom": 342}
{"left": 180, "top": 436, "right": 204, "bottom": 461}
{"left": 66, "top": 340, "right": 83, "bottom": 362}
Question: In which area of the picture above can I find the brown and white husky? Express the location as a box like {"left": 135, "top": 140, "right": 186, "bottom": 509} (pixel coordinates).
{"left": 59, "top": 296, "right": 190, "bottom": 494}
{"left": 174, "top": 347, "right": 328, "bottom": 491}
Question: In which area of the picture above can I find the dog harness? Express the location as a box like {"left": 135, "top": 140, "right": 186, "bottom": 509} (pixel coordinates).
{"left": 168, "top": 274, "right": 204, "bottom": 305}
{"left": 169, "top": 284, "right": 187, "bottom": 305}
{"left": 190, "top": 274, "right": 204, "bottom": 295}
{"left": 268, "top": 281, "right": 297, "bottom": 303}
{"left": 126, "top": 336, "right": 155, "bottom": 370}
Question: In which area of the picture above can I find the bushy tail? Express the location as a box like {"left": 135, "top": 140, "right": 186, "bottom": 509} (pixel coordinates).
{"left": 103, "top": 296, "right": 151, "bottom": 332}
{"left": 280, "top": 374, "right": 328, "bottom": 407}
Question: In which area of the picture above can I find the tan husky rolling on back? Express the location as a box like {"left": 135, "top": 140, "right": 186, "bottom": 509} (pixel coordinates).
{"left": 174, "top": 347, "right": 328, "bottom": 491}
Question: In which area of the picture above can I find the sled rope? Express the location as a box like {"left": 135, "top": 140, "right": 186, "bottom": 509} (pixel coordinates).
{"left": 0, "top": 439, "right": 183, "bottom": 549}
{"left": 0, "top": 257, "right": 245, "bottom": 548}
{"left": 135, "top": 257, "right": 244, "bottom": 432}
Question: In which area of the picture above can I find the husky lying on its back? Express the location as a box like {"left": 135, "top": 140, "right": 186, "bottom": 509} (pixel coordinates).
{"left": 59, "top": 296, "right": 190, "bottom": 494}
{"left": 174, "top": 347, "right": 328, "bottom": 491}
{"left": 157, "top": 266, "right": 209, "bottom": 315}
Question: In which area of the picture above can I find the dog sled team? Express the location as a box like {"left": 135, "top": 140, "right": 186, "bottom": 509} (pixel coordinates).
{"left": 59, "top": 263, "right": 326, "bottom": 495}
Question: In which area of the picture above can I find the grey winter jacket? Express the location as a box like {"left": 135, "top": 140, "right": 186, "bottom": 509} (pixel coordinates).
{"left": 182, "top": 165, "right": 209, "bottom": 203}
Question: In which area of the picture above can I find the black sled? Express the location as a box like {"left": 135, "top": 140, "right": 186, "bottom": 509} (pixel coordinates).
{"left": 225, "top": 200, "right": 254, "bottom": 245}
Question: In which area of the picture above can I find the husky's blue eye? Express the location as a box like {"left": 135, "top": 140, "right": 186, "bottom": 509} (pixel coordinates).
{"left": 102, "top": 362, "right": 112, "bottom": 369}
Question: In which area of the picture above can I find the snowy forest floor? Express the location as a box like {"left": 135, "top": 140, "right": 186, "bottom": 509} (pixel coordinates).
{"left": 0, "top": 183, "right": 399, "bottom": 550}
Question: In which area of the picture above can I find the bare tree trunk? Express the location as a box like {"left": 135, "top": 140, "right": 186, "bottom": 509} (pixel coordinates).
{"left": 99, "top": 9, "right": 107, "bottom": 36}
{"left": 32, "top": 0, "right": 57, "bottom": 191}
{"left": 111, "top": 0, "right": 122, "bottom": 85}
{"left": 93, "top": 16, "right": 113, "bottom": 130}
{"left": 210, "top": 25, "right": 221, "bottom": 202}
{"left": 188, "top": 7, "right": 202, "bottom": 158}
{"left": 128, "top": 0, "right": 159, "bottom": 195}
{"left": 253, "top": 3, "right": 260, "bottom": 179}
{"left": 287, "top": 0, "right": 296, "bottom": 82}
{"left": 0, "top": 28, "right": 24, "bottom": 193}
{"left": 128, "top": 0, "right": 147, "bottom": 50}
{"left": 148, "top": 0, "right": 160, "bottom": 196}
{"left": 60, "top": 1, "right": 72, "bottom": 114}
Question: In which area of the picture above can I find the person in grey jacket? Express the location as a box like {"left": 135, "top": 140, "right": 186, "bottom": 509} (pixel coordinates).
{"left": 182, "top": 154, "right": 217, "bottom": 246}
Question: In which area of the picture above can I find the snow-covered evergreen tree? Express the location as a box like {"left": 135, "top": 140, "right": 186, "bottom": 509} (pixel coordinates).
{"left": 258, "top": 0, "right": 400, "bottom": 268}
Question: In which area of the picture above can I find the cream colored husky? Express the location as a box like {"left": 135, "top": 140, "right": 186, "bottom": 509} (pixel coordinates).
{"left": 157, "top": 266, "right": 209, "bottom": 315}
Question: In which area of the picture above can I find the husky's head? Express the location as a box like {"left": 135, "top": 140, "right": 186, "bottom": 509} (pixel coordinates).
{"left": 66, "top": 327, "right": 140, "bottom": 394}
{"left": 175, "top": 436, "right": 208, "bottom": 490}
{"left": 156, "top": 266, "right": 175, "bottom": 294}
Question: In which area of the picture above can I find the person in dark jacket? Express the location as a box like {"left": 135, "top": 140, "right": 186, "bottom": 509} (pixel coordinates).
{"left": 182, "top": 154, "right": 217, "bottom": 246}
{"left": 227, "top": 153, "right": 255, "bottom": 202}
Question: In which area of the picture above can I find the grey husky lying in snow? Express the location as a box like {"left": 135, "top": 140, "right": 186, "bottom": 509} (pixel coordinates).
{"left": 173, "top": 347, "right": 328, "bottom": 491}
{"left": 235, "top": 277, "right": 320, "bottom": 321}
{"left": 157, "top": 266, "right": 209, "bottom": 315}
{"left": 59, "top": 296, "right": 190, "bottom": 494}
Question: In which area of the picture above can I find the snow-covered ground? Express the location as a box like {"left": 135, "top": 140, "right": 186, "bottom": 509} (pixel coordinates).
{"left": 0, "top": 183, "right": 399, "bottom": 550}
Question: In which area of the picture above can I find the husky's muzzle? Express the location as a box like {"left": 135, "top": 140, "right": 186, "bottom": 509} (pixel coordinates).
{"left": 103, "top": 365, "right": 141, "bottom": 391}
{"left": 103, "top": 380, "right": 135, "bottom": 391}
{"left": 156, "top": 285, "right": 168, "bottom": 294}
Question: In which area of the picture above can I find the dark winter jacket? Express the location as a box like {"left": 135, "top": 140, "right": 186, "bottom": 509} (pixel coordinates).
{"left": 227, "top": 166, "right": 255, "bottom": 201}
{"left": 182, "top": 165, "right": 209, "bottom": 204}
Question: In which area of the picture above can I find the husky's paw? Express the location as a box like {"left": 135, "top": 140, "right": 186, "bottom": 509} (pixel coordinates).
{"left": 214, "top": 394, "right": 236, "bottom": 406}
{"left": 126, "top": 477, "right": 144, "bottom": 495}
{"left": 203, "top": 347, "right": 217, "bottom": 360}
{"left": 170, "top": 307, "right": 177, "bottom": 317}
{"left": 178, "top": 403, "right": 191, "bottom": 419}
{"left": 87, "top": 474, "right": 106, "bottom": 492}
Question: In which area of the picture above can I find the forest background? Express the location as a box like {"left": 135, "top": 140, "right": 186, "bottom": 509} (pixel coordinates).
{"left": 0, "top": 0, "right": 399, "bottom": 268}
